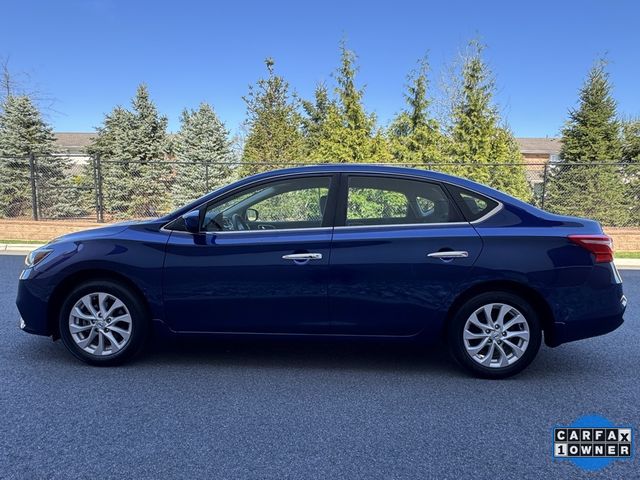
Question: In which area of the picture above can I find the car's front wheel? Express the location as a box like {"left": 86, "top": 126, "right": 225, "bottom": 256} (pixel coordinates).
{"left": 448, "top": 291, "right": 542, "bottom": 379}
{"left": 58, "top": 280, "right": 148, "bottom": 366}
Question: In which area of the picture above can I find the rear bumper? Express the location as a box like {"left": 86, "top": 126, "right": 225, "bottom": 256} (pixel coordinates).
{"left": 542, "top": 262, "right": 626, "bottom": 347}
{"left": 546, "top": 310, "right": 625, "bottom": 347}
{"left": 545, "top": 295, "right": 627, "bottom": 347}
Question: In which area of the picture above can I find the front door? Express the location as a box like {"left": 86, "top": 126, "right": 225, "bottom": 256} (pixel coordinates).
{"left": 163, "top": 174, "right": 337, "bottom": 333}
{"left": 329, "top": 174, "right": 482, "bottom": 336}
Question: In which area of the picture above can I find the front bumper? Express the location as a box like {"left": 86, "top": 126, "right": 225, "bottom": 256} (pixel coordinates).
{"left": 16, "top": 276, "right": 52, "bottom": 337}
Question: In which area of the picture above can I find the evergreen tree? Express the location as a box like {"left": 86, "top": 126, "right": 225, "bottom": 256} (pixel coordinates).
{"left": 388, "top": 57, "right": 447, "bottom": 165}
{"left": 622, "top": 119, "right": 640, "bottom": 223}
{"left": 622, "top": 119, "right": 640, "bottom": 161}
{"left": 0, "top": 95, "right": 73, "bottom": 218}
{"left": 545, "top": 61, "right": 627, "bottom": 225}
{"left": 309, "top": 42, "right": 391, "bottom": 163}
{"left": 488, "top": 127, "right": 530, "bottom": 198}
{"left": 241, "top": 58, "right": 304, "bottom": 174}
{"left": 171, "top": 102, "right": 234, "bottom": 206}
{"left": 301, "top": 83, "right": 332, "bottom": 155}
{"left": 90, "top": 84, "right": 171, "bottom": 218}
{"left": 90, "top": 106, "right": 134, "bottom": 159}
{"left": 446, "top": 41, "right": 530, "bottom": 199}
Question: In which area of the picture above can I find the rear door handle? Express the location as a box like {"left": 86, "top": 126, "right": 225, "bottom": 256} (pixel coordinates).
{"left": 282, "top": 253, "right": 323, "bottom": 261}
{"left": 427, "top": 251, "right": 469, "bottom": 259}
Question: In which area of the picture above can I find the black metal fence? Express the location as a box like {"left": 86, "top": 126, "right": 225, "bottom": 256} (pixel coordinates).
{"left": 0, "top": 154, "right": 638, "bottom": 227}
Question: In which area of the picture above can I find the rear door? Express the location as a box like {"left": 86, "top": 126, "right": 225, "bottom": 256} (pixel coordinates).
{"left": 328, "top": 173, "right": 483, "bottom": 336}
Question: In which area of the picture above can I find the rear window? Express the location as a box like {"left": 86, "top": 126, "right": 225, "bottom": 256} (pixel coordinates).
{"left": 447, "top": 185, "right": 499, "bottom": 222}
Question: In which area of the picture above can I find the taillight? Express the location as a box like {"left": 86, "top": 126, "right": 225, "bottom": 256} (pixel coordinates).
{"left": 568, "top": 235, "right": 614, "bottom": 263}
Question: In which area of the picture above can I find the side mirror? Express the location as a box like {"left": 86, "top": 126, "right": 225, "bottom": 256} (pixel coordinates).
{"left": 246, "top": 208, "right": 259, "bottom": 222}
{"left": 181, "top": 210, "right": 200, "bottom": 233}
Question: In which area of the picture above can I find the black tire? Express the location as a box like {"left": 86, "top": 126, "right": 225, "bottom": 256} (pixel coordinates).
{"left": 58, "top": 279, "right": 149, "bottom": 366}
{"left": 448, "top": 291, "right": 542, "bottom": 379}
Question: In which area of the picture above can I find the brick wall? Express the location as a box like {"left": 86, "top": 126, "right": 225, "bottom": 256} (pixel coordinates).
{"left": 605, "top": 228, "right": 640, "bottom": 252}
{"left": 1, "top": 219, "right": 638, "bottom": 251}
{"left": 0, "top": 219, "right": 102, "bottom": 242}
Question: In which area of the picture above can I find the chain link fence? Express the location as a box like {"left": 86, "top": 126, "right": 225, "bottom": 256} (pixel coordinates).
{"left": 0, "top": 155, "right": 638, "bottom": 227}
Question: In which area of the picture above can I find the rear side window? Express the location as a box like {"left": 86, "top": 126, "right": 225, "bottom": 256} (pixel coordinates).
{"left": 446, "top": 184, "right": 499, "bottom": 222}
{"left": 345, "top": 176, "right": 462, "bottom": 226}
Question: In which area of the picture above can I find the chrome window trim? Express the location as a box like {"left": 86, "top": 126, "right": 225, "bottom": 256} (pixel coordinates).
{"left": 469, "top": 202, "right": 503, "bottom": 224}
{"left": 334, "top": 221, "right": 469, "bottom": 230}
{"left": 214, "top": 226, "right": 332, "bottom": 235}
{"left": 161, "top": 168, "right": 505, "bottom": 233}
{"left": 165, "top": 226, "right": 333, "bottom": 236}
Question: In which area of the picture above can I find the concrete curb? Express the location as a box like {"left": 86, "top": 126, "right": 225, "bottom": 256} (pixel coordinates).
{"left": 616, "top": 258, "right": 640, "bottom": 269}
{"left": 0, "top": 243, "right": 44, "bottom": 253}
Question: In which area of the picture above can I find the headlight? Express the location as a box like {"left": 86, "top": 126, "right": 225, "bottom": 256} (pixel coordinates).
{"left": 25, "top": 248, "right": 53, "bottom": 267}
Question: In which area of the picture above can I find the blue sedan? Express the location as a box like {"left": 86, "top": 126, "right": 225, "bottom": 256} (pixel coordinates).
{"left": 16, "top": 165, "right": 627, "bottom": 378}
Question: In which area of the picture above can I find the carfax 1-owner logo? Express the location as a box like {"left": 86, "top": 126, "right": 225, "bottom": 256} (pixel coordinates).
{"left": 553, "top": 415, "right": 634, "bottom": 471}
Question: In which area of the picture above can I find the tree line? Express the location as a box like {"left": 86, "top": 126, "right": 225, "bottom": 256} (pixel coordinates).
{"left": 0, "top": 41, "right": 638, "bottom": 225}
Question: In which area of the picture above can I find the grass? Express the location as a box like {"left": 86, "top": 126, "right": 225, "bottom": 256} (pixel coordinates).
{"left": 0, "top": 239, "right": 44, "bottom": 244}
{"left": 615, "top": 251, "right": 640, "bottom": 259}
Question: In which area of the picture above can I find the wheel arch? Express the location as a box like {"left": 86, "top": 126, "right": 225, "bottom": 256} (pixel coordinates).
{"left": 47, "top": 268, "right": 151, "bottom": 339}
{"left": 443, "top": 280, "right": 555, "bottom": 344}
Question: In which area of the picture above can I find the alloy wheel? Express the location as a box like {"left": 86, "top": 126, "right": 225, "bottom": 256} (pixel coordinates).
{"left": 462, "top": 302, "right": 530, "bottom": 368}
{"left": 68, "top": 292, "right": 133, "bottom": 356}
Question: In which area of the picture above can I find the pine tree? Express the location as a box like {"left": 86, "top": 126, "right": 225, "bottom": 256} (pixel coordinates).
{"left": 545, "top": 60, "right": 627, "bottom": 225}
{"left": 488, "top": 127, "right": 531, "bottom": 199}
{"left": 241, "top": 58, "right": 304, "bottom": 174}
{"left": 171, "top": 102, "right": 234, "bottom": 206}
{"left": 0, "top": 95, "right": 74, "bottom": 218}
{"left": 388, "top": 57, "right": 447, "bottom": 166}
{"left": 446, "top": 41, "right": 530, "bottom": 199}
{"left": 622, "top": 119, "right": 640, "bottom": 161}
{"left": 90, "top": 84, "right": 171, "bottom": 218}
{"left": 301, "top": 83, "right": 332, "bottom": 156}
{"left": 90, "top": 106, "right": 134, "bottom": 159}
{"left": 622, "top": 119, "right": 640, "bottom": 223}
{"left": 309, "top": 42, "right": 391, "bottom": 163}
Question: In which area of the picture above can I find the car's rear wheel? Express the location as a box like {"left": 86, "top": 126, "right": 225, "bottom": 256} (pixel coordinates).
{"left": 58, "top": 280, "right": 148, "bottom": 366}
{"left": 448, "top": 292, "right": 542, "bottom": 379}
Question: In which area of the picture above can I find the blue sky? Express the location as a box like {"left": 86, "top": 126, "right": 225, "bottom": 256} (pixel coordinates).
{"left": 2, "top": 0, "right": 639, "bottom": 138}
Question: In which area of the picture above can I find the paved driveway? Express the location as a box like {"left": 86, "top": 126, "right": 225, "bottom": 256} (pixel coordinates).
{"left": 0, "top": 254, "right": 637, "bottom": 479}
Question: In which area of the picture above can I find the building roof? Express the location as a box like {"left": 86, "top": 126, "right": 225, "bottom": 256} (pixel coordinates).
{"left": 52, "top": 132, "right": 562, "bottom": 156}
{"left": 515, "top": 137, "right": 562, "bottom": 155}
{"left": 54, "top": 132, "right": 97, "bottom": 150}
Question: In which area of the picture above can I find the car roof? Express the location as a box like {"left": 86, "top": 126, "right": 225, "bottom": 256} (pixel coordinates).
{"left": 246, "top": 163, "right": 460, "bottom": 184}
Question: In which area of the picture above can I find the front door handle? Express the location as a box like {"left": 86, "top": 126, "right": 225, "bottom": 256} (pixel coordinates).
{"left": 427, "top": 250, "right": 469, "bottom": 259}
{"left": 282, "top": 253, "right": 323, "bottom": 261}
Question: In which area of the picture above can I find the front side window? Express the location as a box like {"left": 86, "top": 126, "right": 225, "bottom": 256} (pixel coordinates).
{"left": 203, "top": 176, "right": 332, "bottom": 232}
{"left": 345, "top": 176, "right": 461, "bottom": 226}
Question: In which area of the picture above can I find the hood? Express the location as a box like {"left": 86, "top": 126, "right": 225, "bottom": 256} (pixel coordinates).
{"left": 47, "top": 220, "right": 150, "bottom": 245}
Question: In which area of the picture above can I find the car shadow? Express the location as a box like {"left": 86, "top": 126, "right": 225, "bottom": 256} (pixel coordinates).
{"left": 18, "top": 332, "right": 623, "bottom": 380}
{"left": 140, "top": 336, "right": 468, "bottom": 377}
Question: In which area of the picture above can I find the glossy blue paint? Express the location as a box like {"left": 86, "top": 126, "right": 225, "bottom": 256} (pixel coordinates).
{"left": 16, "top": 165, "right": 626, "bottom": 349}
{"left": 329, "top": 224, "right": 481, "bottom": 336}
{"left": 163, "top": 228, "right": 333, "bottom": 333}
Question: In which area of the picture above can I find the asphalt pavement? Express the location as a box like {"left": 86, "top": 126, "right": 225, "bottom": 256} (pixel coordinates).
{"left": 0, "top": 254, "right": 638, "bottom": 479}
